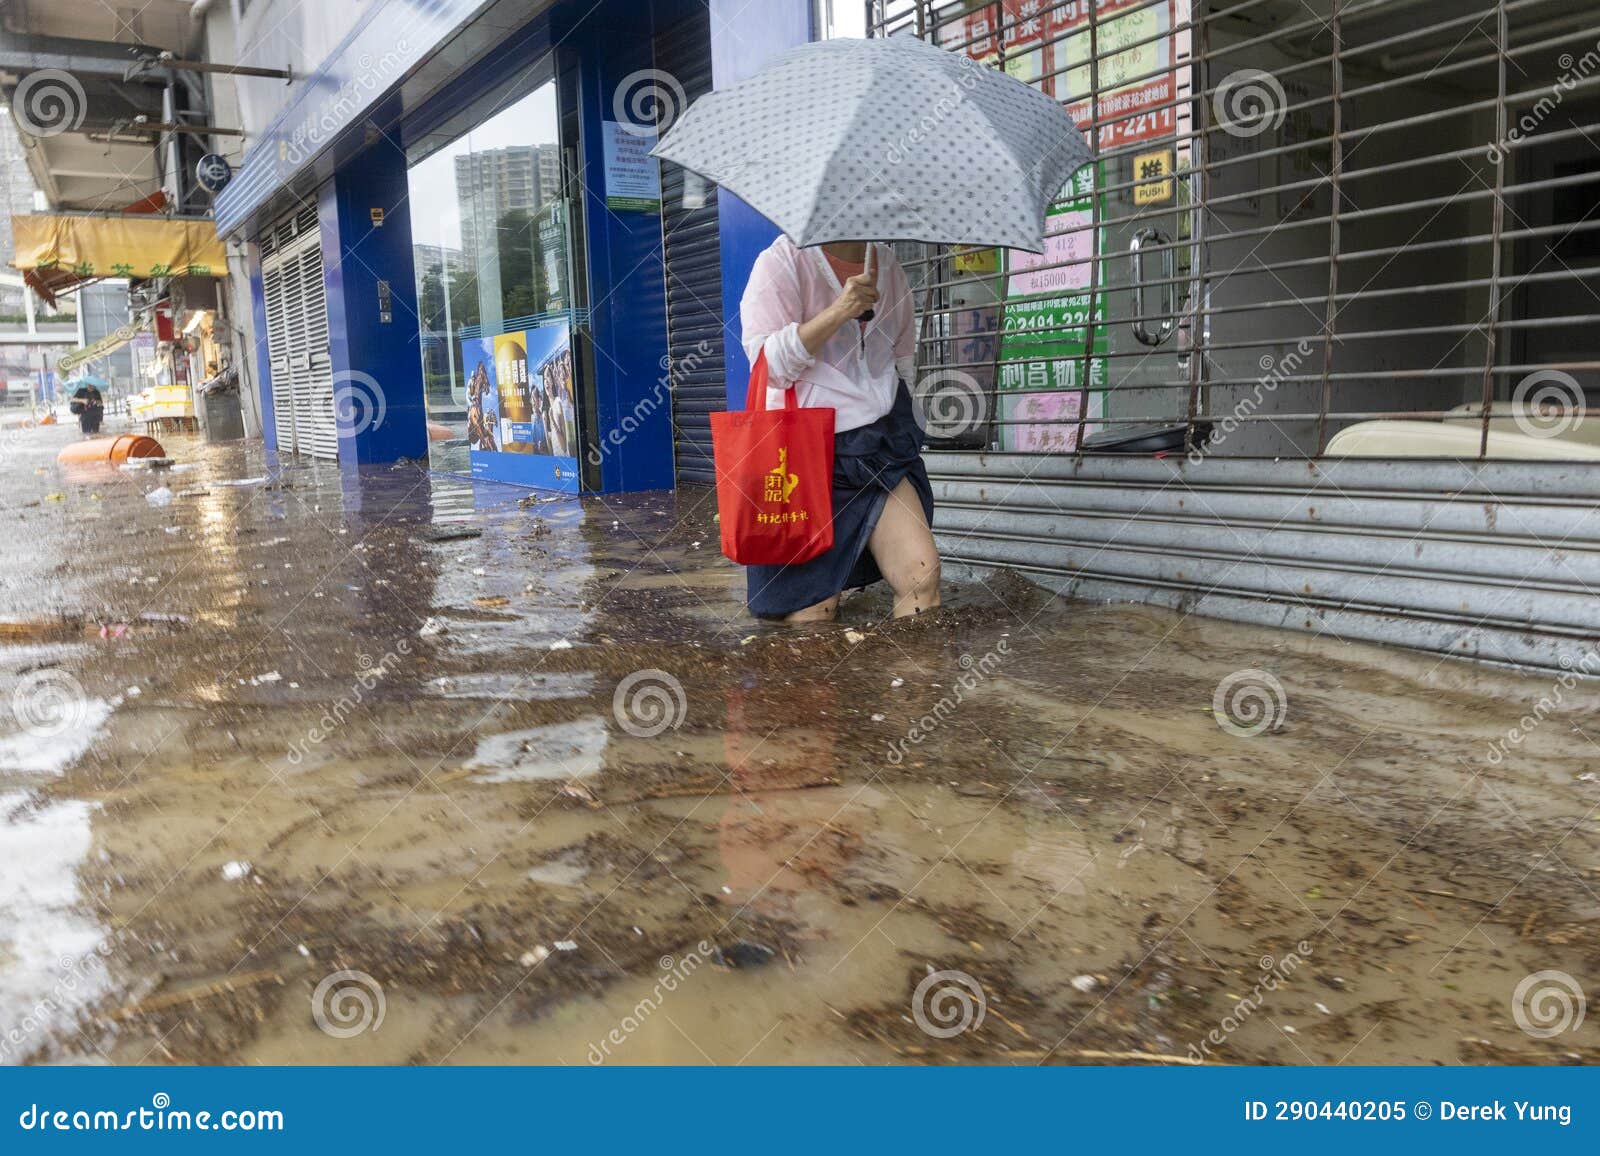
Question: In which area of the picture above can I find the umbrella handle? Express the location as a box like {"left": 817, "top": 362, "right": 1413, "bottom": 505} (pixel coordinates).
{"left": 857, "top": 243, "right": 876, "bottom": 323}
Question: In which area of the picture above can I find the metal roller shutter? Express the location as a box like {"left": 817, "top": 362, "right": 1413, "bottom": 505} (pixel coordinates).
{"left": 655, "top": 8, "right": 726, "bottom": 487}
{"left": 870, "top": 0, "right": 1600, "bottom": 672}
{"left": 259, "top": 204, "right": 337, "bottom": 460}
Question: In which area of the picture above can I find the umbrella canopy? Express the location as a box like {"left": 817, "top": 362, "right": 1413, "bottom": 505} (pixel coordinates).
{"left": 652, "top": 36, "right": 1089, "bottom": 254}
{"left": 66, "top": 373, "right": 110, "bottom": 388}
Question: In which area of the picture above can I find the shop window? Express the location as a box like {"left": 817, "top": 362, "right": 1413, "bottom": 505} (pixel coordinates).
{"left": 407, "top": 80, "right": 580, "bottom": 489}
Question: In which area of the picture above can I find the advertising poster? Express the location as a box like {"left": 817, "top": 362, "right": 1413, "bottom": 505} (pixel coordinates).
{"left": 997, "top": 163, "right": 1106, "bottom": 452}
{"left": 461, "top": 337, "right": 498, "bottom": 452}
{"left": 464, "top": 322, "right": 580, "bottom": 492}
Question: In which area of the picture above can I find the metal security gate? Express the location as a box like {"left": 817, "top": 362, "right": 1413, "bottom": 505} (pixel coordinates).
{"left": 259, "top": 204, "right": 337, "bottom": 460}
{"left": 868, "top": 0, "right": 1600, "bottom": 670}
{"left": 656, "top": 7, "right": 726, "bottom": 486}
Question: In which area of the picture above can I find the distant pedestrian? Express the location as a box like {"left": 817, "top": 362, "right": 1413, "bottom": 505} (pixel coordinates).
{"left": 70, "top": 381, "right": 104, "bottom": 436}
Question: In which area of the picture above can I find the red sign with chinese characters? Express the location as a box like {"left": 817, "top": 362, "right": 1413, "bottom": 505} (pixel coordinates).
{"left": 941, "top": 0, "right": 1183, "bottom": 149}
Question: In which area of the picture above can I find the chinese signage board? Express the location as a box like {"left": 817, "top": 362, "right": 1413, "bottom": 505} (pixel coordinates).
{"left": 939, "top": 0, "right": 1183, "bottom": 149}
{"left": 602, "top": 121, "right": 662, "bottom": 212}
{"left": 996, "top": 163, "right": 1106, "bottom": 452}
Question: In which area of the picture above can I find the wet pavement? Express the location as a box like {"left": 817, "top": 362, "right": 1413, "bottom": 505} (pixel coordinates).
{"left": 1, "top": 418, "right": 1597, "bottom": 1066}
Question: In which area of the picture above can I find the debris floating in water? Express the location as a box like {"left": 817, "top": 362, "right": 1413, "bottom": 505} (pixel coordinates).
{"left": 712, "top": 941, "right": 776, "bottom": 969}
{"left": 221, "top": 860, "right": 252, "bottom": 882}
{"left": 418, "top": 617, "right": 448, "bottom": 638}
{"left": 1070, "top": 974, "right": 1098, "bottom": 993}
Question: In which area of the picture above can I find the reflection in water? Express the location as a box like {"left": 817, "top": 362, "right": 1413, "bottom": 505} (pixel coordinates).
{"left": 716, "top": 681, "right": 847, "bottom": 907}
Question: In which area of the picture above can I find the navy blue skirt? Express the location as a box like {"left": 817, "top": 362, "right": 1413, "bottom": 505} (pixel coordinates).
{"left": 747, "top": 383, "right": 933, "bottom": 618}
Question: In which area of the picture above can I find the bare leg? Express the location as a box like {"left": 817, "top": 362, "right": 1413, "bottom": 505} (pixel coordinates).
{"left": 868, "top": 479, "right": 940, "bottom": 618}
{"left": 784, "top": 593, "right": 841, "bottom": 623}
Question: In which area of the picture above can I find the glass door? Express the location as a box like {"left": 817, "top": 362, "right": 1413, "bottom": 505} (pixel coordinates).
{"left": 407, "top": 77, "right": 584, "bottom": 491}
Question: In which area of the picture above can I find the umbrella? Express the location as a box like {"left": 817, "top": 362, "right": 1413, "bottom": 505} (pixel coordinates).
{"left": 66, "top": 373, "right": 110, "bottom": 388}
{"left": 652, "top": 36, "right": 1089, "bottom": 254}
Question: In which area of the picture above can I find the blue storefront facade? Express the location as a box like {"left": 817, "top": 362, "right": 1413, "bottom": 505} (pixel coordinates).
{"left": 214, "top": 0, "right": 814, "bottom": 494}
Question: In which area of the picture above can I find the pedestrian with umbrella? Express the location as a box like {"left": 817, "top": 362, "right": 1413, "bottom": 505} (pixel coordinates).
{"left": 654, "top": 35, "right": 1088, "bottom": 623}
{"left": 68, "top": 373, "right": 108, "bottom": 437}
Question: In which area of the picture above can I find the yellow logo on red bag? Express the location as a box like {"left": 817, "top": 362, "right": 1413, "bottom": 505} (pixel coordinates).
{"left": 763, "top": 447, "right": 799, "bottom": 504}
{"left": 757, "top": 447, "right": 809, "bottom": 525}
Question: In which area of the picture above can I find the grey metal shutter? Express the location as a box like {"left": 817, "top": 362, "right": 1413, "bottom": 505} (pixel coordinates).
{"left": 259, "top": 204, "right": 337, "bottom": 460}
{"left": 655, "top": 8, "right": 725, "bottom": 486}
{"left": 868, "top": 0, "right": 1600, "bottom": 673}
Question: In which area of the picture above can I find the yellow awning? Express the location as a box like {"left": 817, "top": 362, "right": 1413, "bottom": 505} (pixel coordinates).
{"left": 10, "top": 214, "right": 227, "bottom": 281}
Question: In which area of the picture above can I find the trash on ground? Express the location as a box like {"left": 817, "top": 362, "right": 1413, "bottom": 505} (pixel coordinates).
{"left": 712, "top": 941, "right": 777, "bottom": 969}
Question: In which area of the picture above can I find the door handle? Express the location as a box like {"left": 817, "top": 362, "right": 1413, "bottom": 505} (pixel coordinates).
{"left": 1130, "top": 227, "right": 1177, "bottom": 347}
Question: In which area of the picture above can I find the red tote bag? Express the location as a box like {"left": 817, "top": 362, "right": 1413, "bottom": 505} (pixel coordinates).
{"left": 710, "top": 350, "right": 835, "bottom": 566}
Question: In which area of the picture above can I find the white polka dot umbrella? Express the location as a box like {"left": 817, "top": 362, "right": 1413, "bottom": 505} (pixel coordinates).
{"left": 651, "top": 36, "right": 1089, "bottom": 254}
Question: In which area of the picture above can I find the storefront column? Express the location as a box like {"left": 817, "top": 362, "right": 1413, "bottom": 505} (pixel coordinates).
{"left": 709, "top": 0, "right": 813, "bottom": 409}
{"left": 561, "top": 0, "right": 676, "bottom": 493}
{"left": 319, "top": 139, "right": 428, "bottom": 466}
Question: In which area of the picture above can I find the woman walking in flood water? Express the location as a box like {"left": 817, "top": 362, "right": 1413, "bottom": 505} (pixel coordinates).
{"left": 739, "top": 237, "right": 939, "bottom": 622}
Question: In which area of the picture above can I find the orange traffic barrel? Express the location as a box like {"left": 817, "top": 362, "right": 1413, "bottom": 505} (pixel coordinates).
{"left": 57, "top": 434, "right": 167, "bottom": 465}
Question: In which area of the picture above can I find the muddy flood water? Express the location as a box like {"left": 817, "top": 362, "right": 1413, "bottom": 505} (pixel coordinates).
{"left": 1, "top": 422, "right": 1596, "bottom": 1066}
